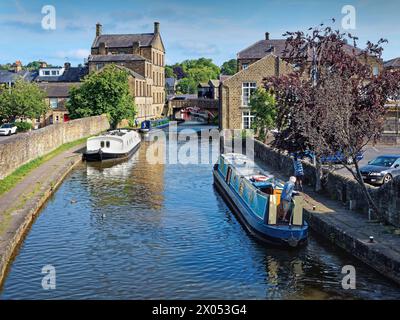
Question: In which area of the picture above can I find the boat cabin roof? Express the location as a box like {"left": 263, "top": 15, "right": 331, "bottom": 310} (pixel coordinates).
{"left": 221, "top": 153, "right": 284, "bottom": 190}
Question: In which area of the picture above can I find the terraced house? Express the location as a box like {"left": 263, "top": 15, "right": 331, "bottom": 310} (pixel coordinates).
{"left": 88, "top": 22, "right": 166, "bottom": 122}
{"left": 220, "top": 32, "right": 384, "bottom": 130}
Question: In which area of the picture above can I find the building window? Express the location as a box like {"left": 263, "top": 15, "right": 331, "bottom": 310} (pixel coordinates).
{"left": 51, "top": 70, "right": 58, "bottom": 76}
{"left": 101, "top": 141, "right": 105, "bottom": 148}
{"left": 106, "top": 141, "right": 110, "bottom": 148}
{"left": 373, "top": 66, "right": 379, "bottom": 76}
{"left": 242, "top": 111, "right": 255, "bottom": 129}
{"left": 44, "top": 70, "right": 50, "bottom": 76}
{"left": 96, "top": 63, "right": 104, "bottom": 71}
{"left": 50, "top": 98, "right": 58, "bottom": 109}
{"left": 242, "top": 82, "right": 256, "bottom": 106}
{"left": 242, "top": 63, "right": 249, "bottom": 70}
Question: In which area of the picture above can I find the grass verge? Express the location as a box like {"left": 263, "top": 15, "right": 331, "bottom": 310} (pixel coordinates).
{"left": 0, "top": 137, "right": 87, "bottom": 197}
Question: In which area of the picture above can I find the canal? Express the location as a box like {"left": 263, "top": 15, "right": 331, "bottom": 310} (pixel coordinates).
{"left": 1, "top": 126, "right": 399, "bottom": 299}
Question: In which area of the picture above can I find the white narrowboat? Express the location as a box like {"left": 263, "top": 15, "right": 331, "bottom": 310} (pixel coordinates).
{"left": 84, "top": 129, "right": 141, "bottom": 162}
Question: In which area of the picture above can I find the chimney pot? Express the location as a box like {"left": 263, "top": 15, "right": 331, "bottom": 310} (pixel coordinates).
{"left": 265, "top": 32, "right": 270, "bottom": 40}
{"left": 154, "top": 22, "right": 160, "bottom": 34}
{"left": 96, "top": 22, "right": 102, "bottom": 37}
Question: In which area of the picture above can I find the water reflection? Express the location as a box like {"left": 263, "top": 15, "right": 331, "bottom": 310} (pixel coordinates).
{"left": 0, "top": 130, "right": 399, "bottom": 300}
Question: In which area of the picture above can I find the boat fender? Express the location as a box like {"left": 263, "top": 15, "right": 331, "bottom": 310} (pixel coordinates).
{"left": 252, "top": 175, "right": 268, "bottom": 182}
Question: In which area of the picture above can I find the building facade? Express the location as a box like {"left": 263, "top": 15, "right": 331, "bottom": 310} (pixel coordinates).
{"left": 220, "top": 32, "right": 384, "bottom": 130}
{"left": 88, "top": 22, "right": 166, "bottom": 122}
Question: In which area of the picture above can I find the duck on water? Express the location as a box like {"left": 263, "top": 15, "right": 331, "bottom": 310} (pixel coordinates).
{"left": 83, "top": 129, "right": 141, "bottom": 162}
{"left": 213, "top": 153, "right": 308, "bottom": 248}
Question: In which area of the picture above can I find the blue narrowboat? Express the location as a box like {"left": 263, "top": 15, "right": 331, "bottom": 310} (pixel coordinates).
{"left": 140, "top": 118, "right": 170, "bottom": 133}
{"left": 213, "top": 153, "right": 308, "bottom": 248}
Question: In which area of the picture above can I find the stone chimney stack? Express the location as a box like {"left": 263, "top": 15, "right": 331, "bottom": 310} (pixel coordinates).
{"left": 154, "top": 21, "right": 160, "bottom": 34}
{"left": 96, "top": 22, "right": 102, "bottom": 37}
{"left": 99, "top": 42, "right": 106, "bottom": 55}
{"left": 132, "top": 41, "right": 140, "bottom": 54}
{"left": 39, "top": 61, "right": 48, "bottom": 68}
{"left": 14, "top": 60, "right": 22, "bottom": 72}
{"left": 265, "top": 32, "right": 270, "bottom": 40}
{"left": 64, "top": 62, "right": 71, "bottom": 70}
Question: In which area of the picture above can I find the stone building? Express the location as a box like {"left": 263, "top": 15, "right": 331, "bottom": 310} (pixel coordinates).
{"left": 35, "top": 62, "right": 88, "bottom": 126}
{"left": 88, "top": 22, "right": 166, "bottom": 122}
{"left": 220, "top": 54, "right": 292, "bottom": 130}
{"left": 220, "top": 31, "right": 384, "bottom": 130}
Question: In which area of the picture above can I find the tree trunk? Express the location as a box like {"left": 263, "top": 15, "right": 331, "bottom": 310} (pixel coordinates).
{"left": 315, "top": 158, "right": 322, "bottom": 192}
{"left": 353, "top": 157, "right": 381, "bottom": 220}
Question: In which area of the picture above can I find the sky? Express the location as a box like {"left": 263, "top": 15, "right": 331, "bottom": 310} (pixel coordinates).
{"left": 0, "top": 0, "right": 399, "bottom": 67}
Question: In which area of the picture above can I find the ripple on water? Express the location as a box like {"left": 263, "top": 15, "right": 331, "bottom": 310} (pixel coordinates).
{"left": 1, "top": 140, "right": 400, "bottom": 300}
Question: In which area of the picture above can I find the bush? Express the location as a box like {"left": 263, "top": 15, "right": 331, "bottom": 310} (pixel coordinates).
{"left": 15, "top": 121, "right": 32, "bottom": 132}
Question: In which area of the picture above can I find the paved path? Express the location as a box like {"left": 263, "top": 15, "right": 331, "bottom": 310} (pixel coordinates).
{"left": 256, "top": 158, "right": 400, "bottom": 285}
{"left": 0, "top": 143, "right": 84, "bottom": 285}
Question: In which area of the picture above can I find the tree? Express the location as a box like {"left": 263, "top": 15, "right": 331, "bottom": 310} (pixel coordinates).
{"left": 0, "top": 79, "right": 47, "bottom": 122}
{"left": 221, "top": 59, "right": 237, "bottom": 75}
{"left": 266, "top": 23, "right": 400, "bottom": 218}
{"left": 165, "top": 66, "right": 176, "bottom": 79}
{"left": 249, "top": 88, "right": 277, "bottom": 142}
{"left": 67, "top": 64, "right": 136, "bottom": 129}
{"left": 176, "top": 78, "right": 197, "bottom": 94}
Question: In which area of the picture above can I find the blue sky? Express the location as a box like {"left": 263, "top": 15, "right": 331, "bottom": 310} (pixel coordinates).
{"left": 0, "top": 0, "right": 399, "bottom": 67}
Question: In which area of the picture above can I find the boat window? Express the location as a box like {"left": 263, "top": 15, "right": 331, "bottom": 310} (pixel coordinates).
{"left": 106, "top": 141, "right": 110, "bottom": 148}
{"left": 100, "top": 141, "right": 105, "bottom": 148}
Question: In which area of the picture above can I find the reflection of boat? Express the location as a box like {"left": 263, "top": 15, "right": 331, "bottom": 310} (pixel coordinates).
{"left": 83, "top": 129, "right": 141, "bottom": 162}
{"left": 213, "top": 153, "right": 308, "bottom": 248}
{"left": 139, "top": 118, "right": 169, "bottom": 133}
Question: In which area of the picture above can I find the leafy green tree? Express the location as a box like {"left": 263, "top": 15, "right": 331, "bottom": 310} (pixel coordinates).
{"left": 0, "top": 79, "right": 47, "bottom": 122}
{"left": 176, "top": 78, "right": 197, "bottom": 94}
{"left": 67, "top": 64, "right": 136, "bottom": 129}
{"left": 221, "top": 59, "right": 237, "bottom": 75}
{"left": 165, "top": 66, "right": 176, "bottom": 79}
{"left": 249, "top": 88, "right": 277, "bottom": 142}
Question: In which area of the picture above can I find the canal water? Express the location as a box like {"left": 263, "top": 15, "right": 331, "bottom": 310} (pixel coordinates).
{"left": 1, "top": 126, "right": 399, "bottom": 299}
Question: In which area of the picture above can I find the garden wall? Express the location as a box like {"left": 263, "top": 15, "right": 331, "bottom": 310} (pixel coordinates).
{"left": 0, "top": 115, "right": 110, "bottom": 179}
{"left": 252, "top": 139, "right": 400, "bottom": 227}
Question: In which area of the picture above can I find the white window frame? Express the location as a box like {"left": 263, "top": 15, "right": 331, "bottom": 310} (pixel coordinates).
{"left": 242, "top": 111, "right": 255, "bottom": 129}
{"left": 373, "top": 66, "right": 379, "bottom": 76}
{"left": 242, "top": 63, "right": 249, "bottom": 70}
{"left": 241, "top": 82, "right": 256, "bottom": 106}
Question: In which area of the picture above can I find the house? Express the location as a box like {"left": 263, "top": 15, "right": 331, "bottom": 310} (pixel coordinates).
{"left": 0, "top": 61, "right": 37, "bottom": 87}
{"left": 165, "top": 77, "right": 177, "bottom": 95}
{"left": 197, "top": 82, "right": 211, "bottom": 98}
{"left": 197, "top": 79, "right": 220, "bottom": 99}
{"left": 385, "top": 57, "right": 400, "bottom": 71}
{"left": 35, "top": 62, "right": 88, "bottom": 126}
{"left": 220, "top": 31, "right": 384, "bottom": 130}
{"left": 88, "top": 21, "right": 166, "bottom": 122}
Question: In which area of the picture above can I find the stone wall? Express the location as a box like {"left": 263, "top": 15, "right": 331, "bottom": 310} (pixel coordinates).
{"left": 0, "top": 115, "right": 110, "bottom": 179}
{"left": 253, "top": 139, "right": 400, "bottom": 227}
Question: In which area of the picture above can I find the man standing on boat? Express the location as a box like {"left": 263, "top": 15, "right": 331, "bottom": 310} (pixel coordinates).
{"left": 280, "top": 176, "right": 297, "bottom": 223}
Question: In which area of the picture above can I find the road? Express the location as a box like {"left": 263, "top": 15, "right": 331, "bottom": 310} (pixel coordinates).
{"left": 330, "top": 144, "right": 400, "bottom": 177}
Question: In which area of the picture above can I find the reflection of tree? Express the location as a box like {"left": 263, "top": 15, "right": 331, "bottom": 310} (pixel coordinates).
{"left": 85, "top": 141, "right": 165, "bottom": 211}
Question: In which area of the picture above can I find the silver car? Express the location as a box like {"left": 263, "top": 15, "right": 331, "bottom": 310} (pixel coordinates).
{"left": 360, "top": 155, "right": 400, "bottom": 185}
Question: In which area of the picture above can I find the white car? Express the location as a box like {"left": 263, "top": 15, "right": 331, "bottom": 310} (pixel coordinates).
{"left": 0, "top": 123, "right": 17, "bottom": 136}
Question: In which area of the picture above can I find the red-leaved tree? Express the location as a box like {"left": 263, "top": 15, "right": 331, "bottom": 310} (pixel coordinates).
{"left": 265, "top": 23, "right": 400, "bottom": 217}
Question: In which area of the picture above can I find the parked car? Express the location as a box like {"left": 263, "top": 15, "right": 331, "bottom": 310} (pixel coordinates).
{"left": 360, "top": 155, "right": 400, "bottom": 185}
{"left": 293, "top": 150, "right": 364, "bottom": 165}
{"left": 0, "top": 123, "right": 17, "bottom": 136}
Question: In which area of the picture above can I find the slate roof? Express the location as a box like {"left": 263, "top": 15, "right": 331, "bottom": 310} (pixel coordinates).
{"left": 238, "top": 38, "right": 366, "bottom": 60}
{"left": 88, "top": 54, "right": 147, "bottom": 63}
{"left": 35, "top": 66, "right": 88, "bottom": 83}
{"left": 165, "top": 77, "right": 176, "bottom": 87}
{"left": 113, "top": 65, "right": 144, "bottom": 80}
{"left": 384, "top": 57, "right": 400, "bottom": 69}
{"left": 0, "top": 70, "right": 37, "bottom": 84}
{"left": 38, "top": 83, "right": 81, "bottom": 98}
{"left": 219, "top": 75, "right": 232, "bottom": 83}
{"left": 92, "top": 33, "right": 155, "bottom": 48}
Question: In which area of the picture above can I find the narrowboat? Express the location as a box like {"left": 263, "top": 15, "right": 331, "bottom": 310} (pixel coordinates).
{"left": 139, "top": 118, "right": 170, "bottom": 133}
{"left": 213, "top": 153, "right": 308, "bottom": 248}
{"left": 83, "top": 129, "right": 141, "bottom": 162}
